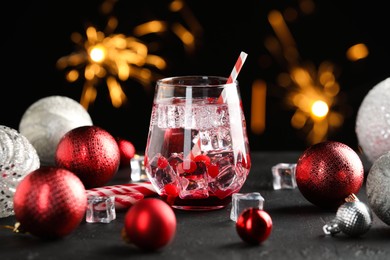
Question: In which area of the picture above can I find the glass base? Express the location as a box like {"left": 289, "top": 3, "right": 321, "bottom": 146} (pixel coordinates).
{"left": 161, "top": 195, "right": 232, "bottom": 211}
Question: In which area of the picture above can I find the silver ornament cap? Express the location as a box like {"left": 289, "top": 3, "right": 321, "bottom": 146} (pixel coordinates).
{"left": 323, "top": 196, "right": 373, "bottom": 237}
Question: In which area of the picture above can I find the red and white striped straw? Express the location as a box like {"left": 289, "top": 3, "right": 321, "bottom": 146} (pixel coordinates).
{"left": 226, "top": 51, "right": 248, "bottom": 84}
{"left": 86, "top": 182, "right": 157, "bottom": 210}
{"left": 218, "top": 51, "right": 248, "bottom": 103}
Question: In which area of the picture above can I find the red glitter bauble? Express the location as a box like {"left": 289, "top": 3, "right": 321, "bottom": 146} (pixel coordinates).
{"left": 123, "top": 198, "right": 176, "bottom": 250}
{"left": 236, "top": 208, "right": 273, "bottom": 244}
{"left": 13, "top": 166, "right": 87, "bottom": 239}
{"left": 55, "top": 125, "right": 120, "bottom": 188}
{"left": 295, "top": 141, "right": 364, "bottom": 209}
{"left": 116, "top": 137, "right": 136, "bottom": 168}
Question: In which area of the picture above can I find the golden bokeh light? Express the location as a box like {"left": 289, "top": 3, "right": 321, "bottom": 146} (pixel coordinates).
{"left": 346, "top": 43, "right": 369, "bottom": 61}
{"left": 133, "top": 21, "right": 168, "bottom": 36}
{"left": 251, "top": 80, "right": 267, "bottom": 134}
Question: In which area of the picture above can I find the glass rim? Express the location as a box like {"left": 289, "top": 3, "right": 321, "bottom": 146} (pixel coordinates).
{"left": 156, "top": 75, "right": 237, "bottom": 87}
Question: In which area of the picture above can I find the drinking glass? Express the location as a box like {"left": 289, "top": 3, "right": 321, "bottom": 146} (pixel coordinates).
{"left": 144, "top": 76, "right": 251, "bottom": 210}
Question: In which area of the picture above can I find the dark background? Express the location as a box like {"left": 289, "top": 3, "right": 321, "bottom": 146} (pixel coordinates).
{"left": 1, "top": 0, "right": 389, "bottom": 153}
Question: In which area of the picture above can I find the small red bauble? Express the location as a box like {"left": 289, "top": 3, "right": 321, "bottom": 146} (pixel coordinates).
{"left": 116, "top": 137, "right": 136, "bottom": 168}
{"left": 295, "top": 141, "right": 364, "bottom": 209}
{"left": 236, "top": 208, "right": 273, "bottom": 244}
{"left": 55, "top": 125, "right": 120, "bottom": 188}
{"left": 13, "top": 166, "right": 87, "bottom": 239}
{"left": 122, "top": 198, "right": 176, "bottom": 250}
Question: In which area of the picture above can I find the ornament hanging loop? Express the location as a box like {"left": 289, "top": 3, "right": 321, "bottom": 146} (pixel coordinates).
{"left": 323, "top": 220, "right": 341, "bottom": 235}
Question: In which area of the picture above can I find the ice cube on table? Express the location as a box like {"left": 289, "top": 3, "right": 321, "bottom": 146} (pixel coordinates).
{"left": 272, "top": 163, "right": 297, "bottom": 190}
{"left": 230, "top": 192, "right": 264, "bottom": 222}
{"left": 86, "top": 196, "right": 116, "bottom": 223}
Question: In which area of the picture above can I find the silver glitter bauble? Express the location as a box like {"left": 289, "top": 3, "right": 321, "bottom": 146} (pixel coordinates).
{"left": 366, "top": 151, "right": 390, "bottom": 225}
{"left": 0, "top": 125, "right": 40, "bottom": 218}
{"left": 19, "top": 96, "right": 93, "bottom": 166}
{"left": 323, "top": 200, "right": 373, "bottom": 237}
{"left": 356, "top": 77, "right": 390, "bottom": 163}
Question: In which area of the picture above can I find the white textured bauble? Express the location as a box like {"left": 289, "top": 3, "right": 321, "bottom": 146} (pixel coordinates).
{"left": 19, "top": 96, "right": 93, "bottom": 166}
{"left": 356, "top": 78, "right": 390, "bottom": 163}
{"left": 0, "top": 125, "right": 40, "bottom": 218}
{"left": 366, "top": 151, "right": 390, "bottom": 225}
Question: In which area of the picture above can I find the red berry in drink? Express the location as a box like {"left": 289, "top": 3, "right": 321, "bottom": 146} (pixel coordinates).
{"left": 157, "top": 156, "right": 169, "bottom": 169}
{"left": 194, "top": 154, "right": 211, "bottom": 166}
{"left": 177, "top": 159, "right": 197, "bottom": 174}
{"left": 164, "top": 183, "right": 179, "bottom": 197}
{"left": 207, "top": 163, "right": 219, "bottom": 178}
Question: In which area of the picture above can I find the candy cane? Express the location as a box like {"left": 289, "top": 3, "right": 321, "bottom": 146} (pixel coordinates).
{"left": 87, "top": 192, "right": 145, "bottom": 211}
{"left": 114, "top": 193, "right": 145, "bottom": 210}
{"left": 86, "top": 182, "right": 157, "bottom": 210}
{"left": 86, "top": 182, "right": 156, "bottom": 197}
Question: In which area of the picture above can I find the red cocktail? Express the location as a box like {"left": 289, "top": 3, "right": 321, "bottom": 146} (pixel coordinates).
{"left": 145, "top": 76, "right": 251, "bottom": 210}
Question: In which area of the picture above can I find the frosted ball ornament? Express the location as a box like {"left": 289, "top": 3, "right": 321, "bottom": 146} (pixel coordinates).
{"left": 366, "top": 151, "right": 390, "bottom": 225}
{"left": 356, "top": 77, "right": 390, "bottom": 163}
{"left": 0, "top": 125, "right": 40, "bottom": 218}
{"left": 19, "top": 95, "right": 93, "bottom": 166}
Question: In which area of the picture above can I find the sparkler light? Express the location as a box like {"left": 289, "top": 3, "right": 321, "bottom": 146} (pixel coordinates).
{"left": 57, "top": 0, "right": 201, "bottom": 110}
{"left": 260, "top": 4, "right": 354, "bottom": 145}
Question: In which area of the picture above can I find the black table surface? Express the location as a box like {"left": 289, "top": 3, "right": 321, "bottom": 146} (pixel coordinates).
{"left": 1, "top": 151, "right": 389, "bottom": 260}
